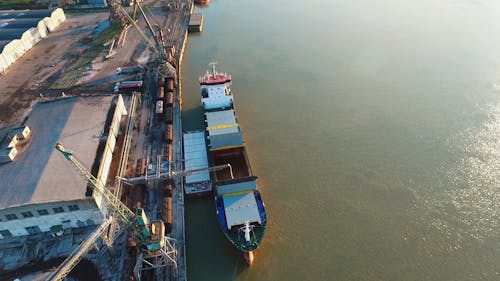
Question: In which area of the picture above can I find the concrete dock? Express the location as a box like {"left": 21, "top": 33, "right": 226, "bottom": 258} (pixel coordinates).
{"left": 0, "top": 0, "right": 194, "bottom": 280}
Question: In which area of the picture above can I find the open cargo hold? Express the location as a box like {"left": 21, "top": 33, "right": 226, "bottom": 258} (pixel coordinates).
{"left": 211, "top": 146, "right": 252, "bottom": 182}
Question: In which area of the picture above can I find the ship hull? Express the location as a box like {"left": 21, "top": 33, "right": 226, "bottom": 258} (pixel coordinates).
{"left": 215, "top": 189, "right": 267, "bottom": 252}
{"left": 199, "top": 64, "right": 267, "bottom": 259}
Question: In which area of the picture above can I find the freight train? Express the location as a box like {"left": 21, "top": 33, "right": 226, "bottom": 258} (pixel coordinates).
{"left": 156, "top": 75, "right": 176, "bottom": 235}
{"left": 156, "top": 76, "right": 175, "bottom": 122}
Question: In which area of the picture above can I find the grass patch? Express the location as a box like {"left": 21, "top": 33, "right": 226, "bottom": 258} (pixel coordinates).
{"left": 50, "top": 21, "right": 122, "bottom": 89}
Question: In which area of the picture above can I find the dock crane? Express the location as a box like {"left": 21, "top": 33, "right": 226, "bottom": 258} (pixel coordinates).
{"left": 46, "top": 143, "right": 177, "bottom": 281}
{"left": 47, "top": 143, "right": 233, "bottom": 281}
{"left": 116, "top": 2, "right": 177, "bottom": 77}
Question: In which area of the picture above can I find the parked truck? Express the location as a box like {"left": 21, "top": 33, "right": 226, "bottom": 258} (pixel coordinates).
{"left": 115, "top": 65, "right": 143, "bottom": 75}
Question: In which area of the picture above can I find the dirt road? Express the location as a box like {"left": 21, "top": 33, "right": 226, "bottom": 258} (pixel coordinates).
{"left": 0, "top": 9, "right": 152, "bottom": 126}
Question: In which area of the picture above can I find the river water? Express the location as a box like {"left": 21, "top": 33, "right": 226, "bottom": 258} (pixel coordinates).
{"left": 181, "top": 1, "right": 500, "bottom": 280}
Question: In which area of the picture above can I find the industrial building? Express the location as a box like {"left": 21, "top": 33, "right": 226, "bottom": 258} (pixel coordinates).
{"left": 0, "top": 8, "right": 66, "bottom": 74}
{"left": 0, "top": 95, "right": 127, "bottom": 271}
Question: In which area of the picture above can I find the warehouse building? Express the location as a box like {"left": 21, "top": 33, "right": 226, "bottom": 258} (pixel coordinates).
{"left": 0, "top": 8, "right": 65, "bottom": 74}
{"left": 0, "top": 95, "right": 127, "bottom": 271}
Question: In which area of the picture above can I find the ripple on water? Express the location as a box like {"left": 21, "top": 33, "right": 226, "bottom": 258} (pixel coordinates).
{"left": 444, "top": 101, "right": 500, "bottom": 241}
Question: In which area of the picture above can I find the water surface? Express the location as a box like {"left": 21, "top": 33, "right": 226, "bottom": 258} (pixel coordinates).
{"left": 182, "top": 1, "right": 500, "bottom": 280}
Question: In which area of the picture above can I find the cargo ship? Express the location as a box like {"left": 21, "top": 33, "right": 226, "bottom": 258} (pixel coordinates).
{"left": 200, "top": 63, "right": 267, "bottom": 264}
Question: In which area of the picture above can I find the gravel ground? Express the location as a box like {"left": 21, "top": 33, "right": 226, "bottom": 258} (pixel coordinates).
{"left": 0, "top": 9, "right": 153, "bottom": 127}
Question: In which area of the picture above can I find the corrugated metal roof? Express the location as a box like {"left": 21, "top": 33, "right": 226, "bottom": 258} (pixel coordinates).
{"left": 0, "top": 18, "right": 42, "bottom": 29}
{"left": 0, "top": 28, "right": 27, "bottom": 40}
{"left": 0, "top": 147, "right": 14, "bottom": 156}
{"left": 209, "top": 132, "right": 244, "bottom": 150}
{"left": 0, "top": 96, "right": 115, "bottom": 210}
{"left": 222, "top": 189, "right": 261, "bottom": 229}
{"left": 205, "top": 110, "right": 239, "bottom": 136}
{"left": 183, "top": 131, "right": 210, "bottom": 184}
{"left": 0, "top": 10, "right": 53, "bottom": 20}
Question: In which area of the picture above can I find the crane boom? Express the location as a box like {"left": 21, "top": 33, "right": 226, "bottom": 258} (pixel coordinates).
{"left": 55, "top": 143, "right": 136, "bottom": 224}
{"left": 116, "top": 5, "right": 158, "bottom": 55}
{"left": 136, "top": 2, "right": 166, "bottom": 60}
{"left": 55, "top": 142, "right": 157, "bottom": 250}
{"left": 46, "top": 218, "right": 112, "bottom": 281}
{"left": 53, "top": 143, "right": 176, "bottom": 281}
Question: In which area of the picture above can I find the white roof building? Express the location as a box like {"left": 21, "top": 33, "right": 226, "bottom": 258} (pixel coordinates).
{"left": 0, "top": 95, "right": 127, "bottom": 242}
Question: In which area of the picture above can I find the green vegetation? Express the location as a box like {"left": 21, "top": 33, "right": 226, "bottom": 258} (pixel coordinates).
{"left": 50, "top": 21, "right": 122, "bottom": 89}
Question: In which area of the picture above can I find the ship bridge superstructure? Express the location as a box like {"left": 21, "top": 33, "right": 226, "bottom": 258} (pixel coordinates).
{"left": 200, "top": 63, "right": 233, "bottom": 110}
{"left": 201, "top": 84, "right": 233, "bottom": 111}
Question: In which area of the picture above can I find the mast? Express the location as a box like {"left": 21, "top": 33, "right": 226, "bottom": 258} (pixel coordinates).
{"left": 209, "top": 62, "right": 217, "bottom": 78}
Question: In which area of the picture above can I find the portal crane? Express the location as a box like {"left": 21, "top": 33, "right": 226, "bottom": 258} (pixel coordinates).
{"left": 47, "top": 143, "right": 177, "bottom": 281}
{"left": 137, "top": 2, "right": 166, "bottom": 60}
{"left": 116, "top": 3, "right": 177, "bottom": 77}
{"left": 53, "top": 143, "right": 159, "bottom": 249}
{"left": 47, "top": 143, "right": 234, "bottom": 281}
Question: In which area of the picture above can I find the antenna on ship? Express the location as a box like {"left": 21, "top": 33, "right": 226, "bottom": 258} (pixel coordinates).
{"left": 209, "top": 61, "right": 217, "bottom": 78}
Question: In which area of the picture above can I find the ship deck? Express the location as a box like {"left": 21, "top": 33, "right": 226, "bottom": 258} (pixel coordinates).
{"left": 222, "top": 190, "right": 261, "bottom": 229}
